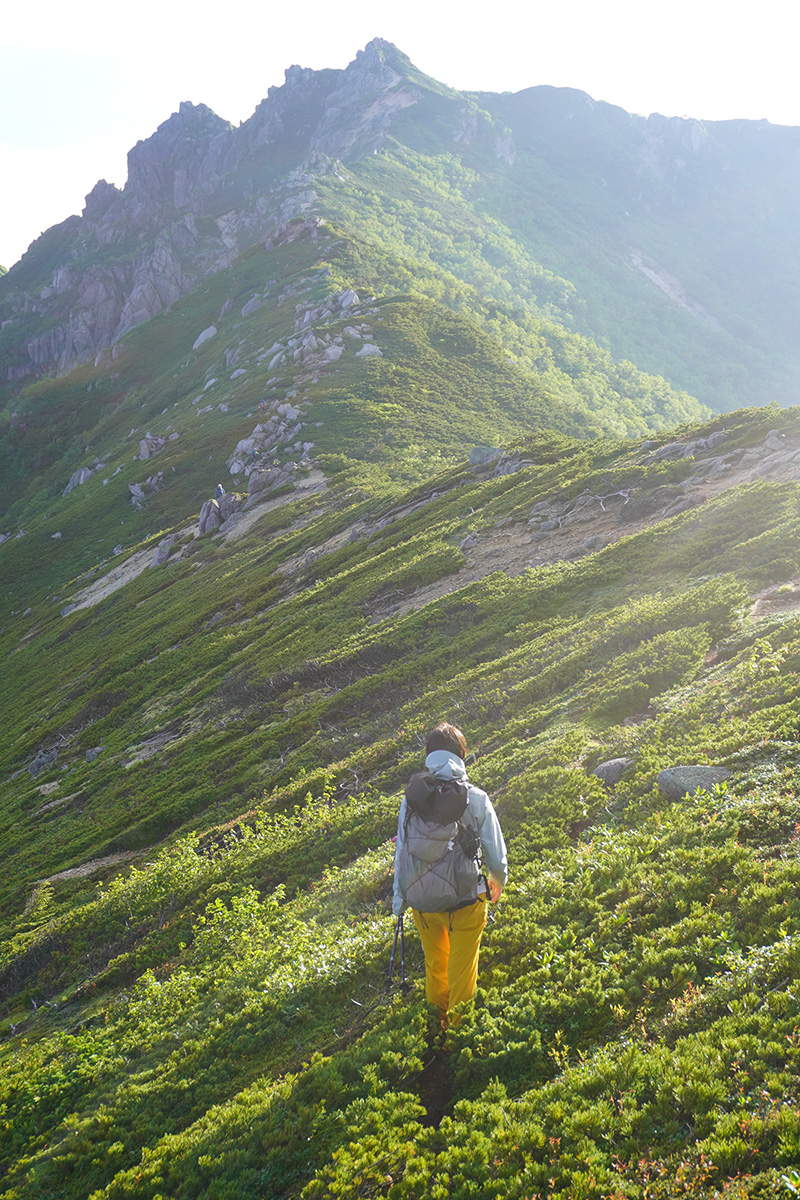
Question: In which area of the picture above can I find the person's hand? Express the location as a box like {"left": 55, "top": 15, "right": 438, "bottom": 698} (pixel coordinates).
{"left": 487, "top": 875, "right": 503, "bottom": 904}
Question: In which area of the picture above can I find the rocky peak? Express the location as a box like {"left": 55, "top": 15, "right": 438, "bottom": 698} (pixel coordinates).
{"left": 82, "top": 179, "right": 121, "bottom": 222}
{"left": 644, "top": 113, "right": 709, "bottom": 156}
{"left": 283, "top": 64, "right": 317, "bottom": 91}
{"left": 125, "top": 101, "right": 233, "bottom": 209}
{"left": 340, "top": 38, "right": 409, "bottom": 98}
{"left": 309, "top": 39, "right": 419, "bottom": 159}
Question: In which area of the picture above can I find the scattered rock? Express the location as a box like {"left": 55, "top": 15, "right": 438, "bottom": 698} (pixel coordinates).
{"left": 129, "top": 473, "right": 164, "bottom": 507}
{"left": 459, "top": 534, "right": 478, "bottom": 551}
{"left": 85, "top": 746, "right": 104, "bottom": 762}
{"left": 198, "top": 490, "right": 244, "bottom": 534}
{"left": 491, "top": 450, "right": 535, "bottom": 478}
{"left": 29, "top": 747, "right": 59, "bottom": 778}
{"left": 150, "top": 535, "right": 177, "bottom": 567}
{"left": 198, "top": 498, "right": 223, "bottom": 535}
{"left": 63, "top": 466, "right": 94, "bottom": 497}
{"left": 247, "top": 464, "right": 296, "bottom": 500}
{"left": 50, "top": 532, "right": 62, "bottom": 540}
{"left": 657, "top": 764, "right": 732, "bottom": 801}
{"left": 355, "top": 343, "right": 382, "bottom": 357}
{"left": 593, "top": 757, "right": 633, "bottom": 787}
{"left": 193, "top": 325, "right": 217, "bottom": 350}
{"left": 241, "top": 296, "right": 264, "bottom": 317}
{"left": 138, "top": 432, "right": 170, "bottom": 459}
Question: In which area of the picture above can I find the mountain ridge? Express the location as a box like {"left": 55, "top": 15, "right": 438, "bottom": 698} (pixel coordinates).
{"left": 3, "top": 38, "right": 800, "bottom": 409}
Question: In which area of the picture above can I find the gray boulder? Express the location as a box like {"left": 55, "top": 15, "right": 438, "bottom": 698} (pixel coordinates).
{"left": 650, "top": 440, "right": 694, "bottom": 462}
{"left": 198, "top": 498, "right": 223, "bottom": 535}
{"left": 470, "top": 446, "right": 502, "bottom": 468}
{"left": 593, "top": 757, "right": 633, "bottom": 787}
{"left": 150, "top": 536, "right": 177, "bottom": 567}
{"left": 657, "top": 765, "right": 732, "bottom": 801}
{"left": 248, "top": 467, "right": 288, "bottom": 497}
{"left": 29, "top": 747, "right": 59, "bottom": 778}
{"left": 193, "top": 325, "right": 217, "bottom": 350}
{"left": 241, "top": 295, "right": 264, "bottom": 317}
{"left": 63, "top": 466, "right": 94, "bottom": 497}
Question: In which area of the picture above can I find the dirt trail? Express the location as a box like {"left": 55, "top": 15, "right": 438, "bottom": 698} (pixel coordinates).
{"left": 367, "top": 442, "right": 800, "bottom": 622}
{"left": 38, "top": 851, "right": 142, "bottom": 884}
{"left": 64, "top": 471, "right": 328, "bottom": 613}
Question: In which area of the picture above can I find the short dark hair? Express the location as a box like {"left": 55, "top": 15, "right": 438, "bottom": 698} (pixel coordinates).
{"left": 425, "top": 722, "right": 467, "bottom": 759}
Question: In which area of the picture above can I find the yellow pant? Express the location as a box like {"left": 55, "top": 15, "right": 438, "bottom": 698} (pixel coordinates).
{"left": 412, "top": 897, "right": 487, "bottom": 1013}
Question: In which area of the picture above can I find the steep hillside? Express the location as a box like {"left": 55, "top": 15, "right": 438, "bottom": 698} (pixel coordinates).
{"left": 2, "top": 396, "right": 800, "bottom": 1197}
{"left": 2, "top": 39, "right": 800, "bottom": 415}
{"left": 2, "top": 39, "right": 800, "bottom": 1200}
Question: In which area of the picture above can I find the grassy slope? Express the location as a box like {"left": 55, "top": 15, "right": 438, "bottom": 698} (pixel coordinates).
{"left": 1, "top": 225, "right": 799, "bottom": 1197}
{"left": 2, "top": 401, "right": 800, "bottom": 1196}
{"left": 468, "top": 87, "right": 800, "bottom": 413}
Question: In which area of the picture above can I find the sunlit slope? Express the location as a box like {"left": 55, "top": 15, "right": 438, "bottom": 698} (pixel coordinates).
{"left": 0, "top": 218, "right": 704, "bottom": 531}
{"left": 6, "top": 40, "right": 798, "bottom": 422}
{"left": 2, "top": 402, "right": 800, "bottom": 1196}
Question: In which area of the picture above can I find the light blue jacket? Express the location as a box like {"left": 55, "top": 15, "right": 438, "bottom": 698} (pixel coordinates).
{"left": 392, "top": 750, "right": 508, "bottom": 916}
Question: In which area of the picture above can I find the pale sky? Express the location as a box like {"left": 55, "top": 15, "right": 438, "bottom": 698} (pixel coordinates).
{"left": 2, "top": 0, "right": 799, "bottom": 270}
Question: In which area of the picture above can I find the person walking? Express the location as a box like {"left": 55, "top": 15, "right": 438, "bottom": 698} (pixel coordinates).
{"left": 393, "top": 722, "right": 507, "bottom": 1025}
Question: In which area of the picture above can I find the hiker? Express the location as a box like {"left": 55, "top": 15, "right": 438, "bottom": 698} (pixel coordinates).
{"left": 215, "top": 483, "right": 226, "bottom": 499}
{"left": 393, "top": 722, "right": 507, "bottom": 1022}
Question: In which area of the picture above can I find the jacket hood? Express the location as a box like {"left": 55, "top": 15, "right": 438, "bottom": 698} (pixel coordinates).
{"left": 425, "top": 750, "right": 468, "bottom": 781}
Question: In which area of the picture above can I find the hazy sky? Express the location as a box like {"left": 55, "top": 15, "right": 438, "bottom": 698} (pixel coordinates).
{"left": 2, "top": 0, "right": 799, "bottom": 269}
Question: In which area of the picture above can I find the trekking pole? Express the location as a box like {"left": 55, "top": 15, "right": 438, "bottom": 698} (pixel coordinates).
{"left": 400, "top": 912, "right": 410, "bottom": 995}
{"left": 387, "top": 913, "right": 403, "bottom": 989}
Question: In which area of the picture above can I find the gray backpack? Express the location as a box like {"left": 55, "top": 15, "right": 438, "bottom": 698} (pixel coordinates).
{"left": 395, "top": 772, "right": 482, "bottom": 912}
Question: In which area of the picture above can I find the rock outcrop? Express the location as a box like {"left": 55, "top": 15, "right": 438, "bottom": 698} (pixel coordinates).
{"left": 63, "top": 466, "right": 95, "bottom": 497}
{"left": 129, "top": 472, "right": 164, "bottom": 508}
{"left": 657, "top": 765, "right": 732, "bottom": 800}
{"left": 28, "top": 747, "right": 59, "bottom": 778}
{"left": 593, "top": 757, "right": 633, "bottom": 787}
{"left": 0, "top": 40, "right": 414, "bottom": 384}
{"left": 198, "top": 490, "right": 244, "bottom": 535}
